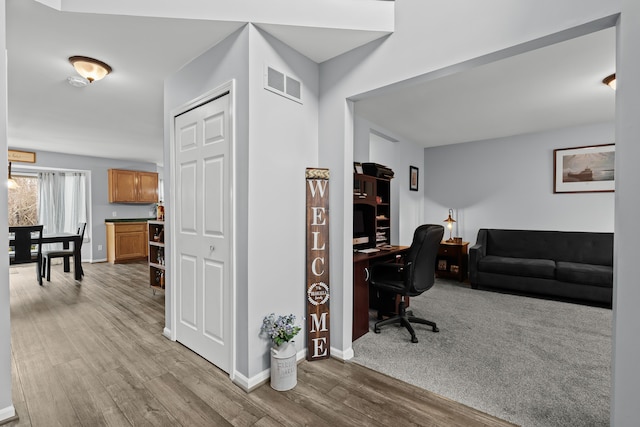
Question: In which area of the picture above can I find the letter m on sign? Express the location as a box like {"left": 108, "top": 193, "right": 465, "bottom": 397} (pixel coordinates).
{"left": 305, "top": 168, "right": 330, "bottom": 360}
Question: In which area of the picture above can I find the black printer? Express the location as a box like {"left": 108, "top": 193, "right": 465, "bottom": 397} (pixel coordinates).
{"left": 362, "top": 162, "right": 394, "bottom": 179}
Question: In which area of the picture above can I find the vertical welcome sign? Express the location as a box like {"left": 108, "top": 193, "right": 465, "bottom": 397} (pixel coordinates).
{"left": 305, "top": 168, "right": 330, "bottom": 361}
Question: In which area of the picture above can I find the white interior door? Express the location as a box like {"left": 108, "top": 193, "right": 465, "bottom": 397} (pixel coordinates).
{"left": 174, "top": 92, "right": 232, "bottom": 373}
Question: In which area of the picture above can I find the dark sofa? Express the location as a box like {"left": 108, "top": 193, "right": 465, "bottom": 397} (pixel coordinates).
{"left": 469, "top": 229, "right": 613, "bottom": 306}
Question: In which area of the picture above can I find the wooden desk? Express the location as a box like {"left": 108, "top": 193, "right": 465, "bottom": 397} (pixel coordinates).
{"left": 353, "top": 246, "right": 408, "bottom": 341}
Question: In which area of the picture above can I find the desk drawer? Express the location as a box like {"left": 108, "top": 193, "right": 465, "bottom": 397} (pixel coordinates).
{"left": 438, "top": 245, "right": 460, "bottom": 256}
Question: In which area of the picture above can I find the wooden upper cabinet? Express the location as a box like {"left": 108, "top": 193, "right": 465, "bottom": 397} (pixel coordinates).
{"left": 137, "top": 172, "right": 159, "bottom": 203}
{"left": 108, "top": 169, "right": 158, "bottom": 204}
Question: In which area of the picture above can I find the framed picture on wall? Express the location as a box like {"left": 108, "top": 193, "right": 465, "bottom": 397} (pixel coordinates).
{"left": 553, "top": 143, "right": 615, "bottom": 193}
{"left": 410, "top": 166, "right": 419, "bottom": 191}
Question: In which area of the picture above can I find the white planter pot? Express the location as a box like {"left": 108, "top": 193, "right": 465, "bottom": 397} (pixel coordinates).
{"left": 270, "top": 341, "right": 297, "bottom": 391}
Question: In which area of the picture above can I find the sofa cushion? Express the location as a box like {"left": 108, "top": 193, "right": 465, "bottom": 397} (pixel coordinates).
{"left": 478, "top": 255, "right": 556, "bottom": 279}
{"left": 556, "top": 261, "right": 613, "bottom": 288}
{"left": 484, "top": 229, "right": 613, "bottom": 266}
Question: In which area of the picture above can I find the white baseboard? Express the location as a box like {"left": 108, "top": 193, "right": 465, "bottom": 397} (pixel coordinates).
{"left": 89, "top": 258, "right": 108, "bottom": 263}
{"left": 234, "top": 348, "right": 307, "bottom": 393}
{"left": 0, "top": 405, "right": 16, "bottom": 424}
{"left": 233, "top": 369, "right": 270, "bottom": 392}
{"left": 162, "top": 327, "right": 172, "bottom": 340}
{"left": 330, "top": 345, "right": 354, "bottom": 361}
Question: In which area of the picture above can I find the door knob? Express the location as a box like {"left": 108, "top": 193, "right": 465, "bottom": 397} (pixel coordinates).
{"left": 210, "top": 245, "right": 215, "bottom": 251}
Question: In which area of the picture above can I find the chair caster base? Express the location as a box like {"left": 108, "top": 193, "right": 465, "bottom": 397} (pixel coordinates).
{"left": 433, "top": 326, "right": 439, "bottom": 333}
{"left": 374, "top": 327, "right": 381, "bottom": 334}
{"left": 411, "top": 336, "right": 418, "bottom": 343}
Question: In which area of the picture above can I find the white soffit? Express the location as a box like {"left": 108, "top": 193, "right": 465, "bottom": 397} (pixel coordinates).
{"left": 256, "top": 24, "right": 392, "bottom": 63}
{"left": 37, "top": 0, "right": 395, "bottom": 65}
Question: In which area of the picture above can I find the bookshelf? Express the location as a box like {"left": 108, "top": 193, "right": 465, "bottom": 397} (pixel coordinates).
{"left": 148, "top": 220, "right": 165, "bottom": 294}
{"left": 353, "top": 172, "right": 392, "bottom": 249}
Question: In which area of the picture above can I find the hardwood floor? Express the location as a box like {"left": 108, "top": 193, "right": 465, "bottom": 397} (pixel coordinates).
{"left": 6, "top": 261, "right": 515, "bottom": 427}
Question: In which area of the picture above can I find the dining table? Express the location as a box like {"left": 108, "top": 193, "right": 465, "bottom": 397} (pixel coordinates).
{"left": 9, "top": 230, "right": 83, "bottom": 281}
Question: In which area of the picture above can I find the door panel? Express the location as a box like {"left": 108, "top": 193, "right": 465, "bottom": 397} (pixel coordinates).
{"left": 179, "top": 254, "right": 198, "bottom": 330}
{"left": 204, "top": 157, "right": 224, "bottom": 236}
{"left": 203, "top": 259, "right": 224, "bottom": 342}
{"left": 174, "top": 93, "right": 231, "bottom": 373}
{"left": 180, "top": 161, "right": 197, "bottom": 233}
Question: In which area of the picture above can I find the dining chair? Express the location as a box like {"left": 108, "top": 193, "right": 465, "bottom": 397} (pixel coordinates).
{"left": 9, "top": 225, "right": 44, "bottom": 286}
{"left": 42, "top": 222, "right": 86, "bottom": 282}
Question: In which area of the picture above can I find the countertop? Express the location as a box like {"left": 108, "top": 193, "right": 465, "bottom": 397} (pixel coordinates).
{"left": 105, "top": 218, "right": 156, "bottom": 223}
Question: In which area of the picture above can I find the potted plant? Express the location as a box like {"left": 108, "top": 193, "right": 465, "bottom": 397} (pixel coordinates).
{"left": 261, "top": 313, "right": 301, "bottom": 391}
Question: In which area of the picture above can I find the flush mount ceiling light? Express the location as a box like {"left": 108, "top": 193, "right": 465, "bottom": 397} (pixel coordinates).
{"left": 69, "top": 56, "right": 112, "bottom": 83}
{"left": 602, "top": 73, "right": 616, "bottom": 90}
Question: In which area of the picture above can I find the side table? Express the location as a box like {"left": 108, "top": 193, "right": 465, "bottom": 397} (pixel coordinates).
{"left": 435, "top": 241, "right": 469, "bottom": 282}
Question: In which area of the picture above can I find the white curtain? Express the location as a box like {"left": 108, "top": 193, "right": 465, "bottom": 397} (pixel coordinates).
{"left": 38, "top": 172, "right": 87, "bottom": 248}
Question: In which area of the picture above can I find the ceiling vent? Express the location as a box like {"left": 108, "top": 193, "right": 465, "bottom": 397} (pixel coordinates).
{"left": 264, "top": 66, "right": 302, "bottom": 104}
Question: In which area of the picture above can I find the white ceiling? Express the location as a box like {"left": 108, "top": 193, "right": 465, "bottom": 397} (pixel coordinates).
{"left": 6, "top": 1, "right": 616, "bottom": 166}
{"left": 6, "top": 0, "right": 390, "bottom": 166}
{"left": 355, "top": 27, "right": 616, "bottom": 147}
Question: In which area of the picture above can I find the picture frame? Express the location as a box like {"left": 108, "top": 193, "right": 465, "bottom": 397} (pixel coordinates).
{"left": 354, "top": 162, "right": 364, "bottom": 175}
{"left": 553, "top": 144, "right": 615, "bottom": 193}
{"left": 409, "top": 165, "right": 419, "bottom": 191}
{"left": 438, "top": 259, "right": 447, "bottom": 271}
{"left": 8, "top": 149, "right": 36, "bottom": 163}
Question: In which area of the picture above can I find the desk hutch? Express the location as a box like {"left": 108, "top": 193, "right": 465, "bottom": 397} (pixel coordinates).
{"left": 353, "top": 170, "right": 404, "bottom": 341}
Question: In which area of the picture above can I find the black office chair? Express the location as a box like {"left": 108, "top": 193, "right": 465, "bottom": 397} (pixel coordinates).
{"left": 42, "top": 222, "right": 86, "bottom": 282}
{"left": 9, "top": 225, "right": 44, "bottom": 286}
{"left": 369, "top": 224, "right": 444, "bottom": 343}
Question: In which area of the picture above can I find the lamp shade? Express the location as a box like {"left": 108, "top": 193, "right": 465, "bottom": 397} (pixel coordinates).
{"left": 69, "top": 56, "right": 112, "bottom": 83}
{"left": 443, "top": 209, "right": 456, "bottom": 242}
{"left": 603, "top": 73, "right": 616, "bottom": 90}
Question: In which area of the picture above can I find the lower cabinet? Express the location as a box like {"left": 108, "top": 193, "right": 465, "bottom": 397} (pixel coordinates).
{"left": 105, "top": 222, "right": 148, "bottom": 263}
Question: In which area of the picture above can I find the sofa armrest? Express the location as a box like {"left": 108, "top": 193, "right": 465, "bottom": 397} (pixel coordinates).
{"left": 469, "top": 229, "right": 487, "bottom": 286}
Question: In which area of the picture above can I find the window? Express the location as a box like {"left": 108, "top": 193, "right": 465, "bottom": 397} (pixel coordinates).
{"left": 38, "top": 171, "right": 87, "bottom": 235}
{"left": 8, "top": 175, "right": 38, "bottom": 226}
{"left": 7, "top": 170, "right": 88, "bottom": 239}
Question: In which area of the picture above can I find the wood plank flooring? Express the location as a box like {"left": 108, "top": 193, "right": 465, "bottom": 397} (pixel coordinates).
{"left": 6, "top": 261, "right": 516, "bottom": 427}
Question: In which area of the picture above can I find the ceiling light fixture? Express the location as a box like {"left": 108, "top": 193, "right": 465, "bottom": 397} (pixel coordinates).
{"left": 602, "top": 73, "right": 616, "bottom": 90}
{"left": 69, "top": 56, "right": 112, "bottom": 83}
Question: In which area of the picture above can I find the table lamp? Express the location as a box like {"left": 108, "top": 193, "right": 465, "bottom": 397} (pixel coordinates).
{"left": 443, "top": 209, "right": 456, "bottom": 242}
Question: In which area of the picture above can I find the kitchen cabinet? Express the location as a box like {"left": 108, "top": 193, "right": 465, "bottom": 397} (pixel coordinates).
{"left": 105, "top": 221, "right": 148, "bottom": 263}
{"left": 108, "top": 169, "right": 158, "bottom": 204}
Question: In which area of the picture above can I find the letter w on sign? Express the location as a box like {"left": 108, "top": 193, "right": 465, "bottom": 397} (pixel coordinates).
{"left": 305, "top": 168, "right": 330, "bottom": 360}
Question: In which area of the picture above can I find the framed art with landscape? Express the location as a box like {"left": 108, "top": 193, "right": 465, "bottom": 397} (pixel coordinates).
{"left": 553, "top": 144, "right": 615, "bottom": 193}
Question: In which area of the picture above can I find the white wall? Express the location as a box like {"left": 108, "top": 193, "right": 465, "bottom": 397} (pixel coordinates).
{"left": 354, "top": 116, "right": 425, "bottom": 246}
{"left": 319, "top": 0, "right": 621, "bottom": 359}
{"left": 0, "top": 0, "right": 12, "bottom": 421}
{"left": 612, "top": 1, "right": 640, "bottom": 424}
{"left": 423, "top": 122, "right": 615, "bottom": 245}
{"left": 164, "top": 26, "right": 251, "bottom": 375}
{"left": 245, "top": 26, "right": 319, "bottom": 379}
{"left": 165, "top": 24, "right": 320, "bottom": 384}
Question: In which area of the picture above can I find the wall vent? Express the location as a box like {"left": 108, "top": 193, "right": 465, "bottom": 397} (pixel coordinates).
{"left": 264, "top": 66, "right": 302, "bottom": 104}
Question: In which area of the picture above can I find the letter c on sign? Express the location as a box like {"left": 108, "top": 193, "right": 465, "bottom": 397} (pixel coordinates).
{"left": 311, "top": 257, "right": 325, "bottom": 276}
